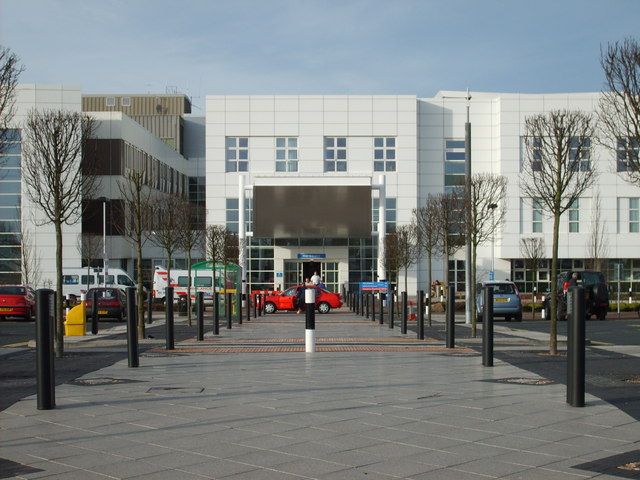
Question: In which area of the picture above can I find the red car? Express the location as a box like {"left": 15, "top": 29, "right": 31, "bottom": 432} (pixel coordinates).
{"left": 0, "top": 285, "right": 36, "bottom": 321}
{"left": 85, "top": 288, "right": 127, "bottom": 321}
{"left": 259, "top": 285, "right": 342, "bottom": 314}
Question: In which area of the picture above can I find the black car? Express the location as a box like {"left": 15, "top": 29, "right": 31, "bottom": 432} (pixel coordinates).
{"left": 543, "top": 270, "right": 609, "bottom": 321}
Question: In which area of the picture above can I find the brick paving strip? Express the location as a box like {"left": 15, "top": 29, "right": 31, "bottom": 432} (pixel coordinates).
{"left": 149, "top": 345, "right": 470, "bottom": 353}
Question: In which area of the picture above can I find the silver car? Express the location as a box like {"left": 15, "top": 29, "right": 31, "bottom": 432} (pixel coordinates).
{"left": 476, "top": 281, "right": 523, "bottom": 322}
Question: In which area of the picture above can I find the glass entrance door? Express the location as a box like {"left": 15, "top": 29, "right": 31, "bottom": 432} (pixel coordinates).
{"left": 283, "top": 260, "right": 339, "bottom": 293}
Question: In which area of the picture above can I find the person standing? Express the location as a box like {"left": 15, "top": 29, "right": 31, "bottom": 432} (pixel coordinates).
{"left": 311, "top": 271, "right": 321, "bottom": 286}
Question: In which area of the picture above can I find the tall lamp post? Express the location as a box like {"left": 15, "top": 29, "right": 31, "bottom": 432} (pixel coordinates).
{"left": 98, "top": 197, "right": 109, "bottom": 288}
{"left": 487, "top": 203, "right": 498, "bottom": 280}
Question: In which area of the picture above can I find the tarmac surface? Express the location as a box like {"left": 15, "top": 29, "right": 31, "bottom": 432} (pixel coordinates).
{"left": 1, "top": 307, "right": 639, "bottom": 479}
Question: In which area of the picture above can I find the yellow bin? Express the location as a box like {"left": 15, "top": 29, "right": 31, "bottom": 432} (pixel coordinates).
{"left": 64, "top": 303, "right": 86, "bottom": 336}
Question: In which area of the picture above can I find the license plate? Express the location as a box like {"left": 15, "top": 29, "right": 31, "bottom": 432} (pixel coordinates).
{"left": 495, "top": 298, "right": 509, "bottom": 303}
{"left": 98, "top": 310, "right": 108, "bottom": 315}
{"left": 0, "top": 307, "right": 12, "bottom": 312}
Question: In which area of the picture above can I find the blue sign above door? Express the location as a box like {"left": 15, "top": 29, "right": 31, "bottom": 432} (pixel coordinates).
{"left": 297, "top": 253, "right": 326, "bottom": 259}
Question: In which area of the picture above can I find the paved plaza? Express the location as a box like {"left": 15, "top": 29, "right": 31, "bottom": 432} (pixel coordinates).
{"left": 1, "top": 309, "right": 639, "bottom": 479}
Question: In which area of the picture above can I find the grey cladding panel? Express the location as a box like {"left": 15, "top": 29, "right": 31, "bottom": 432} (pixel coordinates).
{"left": 253, "top": 185, "right": 371, "bottom": 238}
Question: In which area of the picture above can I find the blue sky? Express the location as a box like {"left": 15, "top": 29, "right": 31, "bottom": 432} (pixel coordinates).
{"left": 1, "top": 0, "right": 638, "bottom": 111}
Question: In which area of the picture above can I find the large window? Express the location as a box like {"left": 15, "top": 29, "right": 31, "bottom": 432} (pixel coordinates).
{"left": 569, "top": 136, "right": 591, "bottom": 171}
{"left": 275, "top": 137, "right": 298, "bottom": 172}
{"left": 373, "top": 137, "right": 396, "bottom": 172}
{"left": 324, "top": 137, "right": 347, "bottom": 172}
{"left": 225, "top": 137, "right": 249, "bottom": 172}
{"left": 225, "top": 198, "right": 252, "bottom": 233}
{"left": 372, "top": 197, "right": 396, "bottom": 233}
{"left": 630, "top": 198, "right": 639, "bottom": 233}
{"left": 532, "top": 198, "right": 543, "bottom": 233}
{"left": 445, "top": 139, "right": 465, "bottom": 192}
{"left": 569, "top": 198, "right": 579, "bottom": 233}
{"left": 617, "top": 137, "right": 639, "bottom": 172}
{"left": 0, "top": 128, "right": 22, "bottom": 284}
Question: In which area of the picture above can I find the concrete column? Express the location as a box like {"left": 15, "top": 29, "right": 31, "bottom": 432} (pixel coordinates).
{"left": 238, "top": 175, "right": 246, "bottom": 297}
{"left": 377, "top": 174, "right": 386, "bottom": 282}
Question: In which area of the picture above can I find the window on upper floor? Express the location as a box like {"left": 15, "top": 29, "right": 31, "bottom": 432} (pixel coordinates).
{"left": 444, "top": 139, "right": 465, "bottom": 193}
{"left": 617, "top": 137, "right": 639, "bottom": 172}
{"left": 372, "top": 197, "right": 396, "bottom": 234}
{"left": 225, "top": 198, "right": 252, "bottom": 233}
{"left": 569, "top": 198, "right": 579, "bottom": 233}
{"left": 630, "top": 198, "right": 639, "bottom": 233}
{"left": 226, "top": 137, "right": 249, "bottom": 172}
{"left": 532, "top": 198, "right": 543, "bottom": 233}
{"left": 569, "top": 137, "right": 591, "bottom": 172}
{"left": 373, "top": 137, "right": 396, "bottom": 172}
{"left": 520, "top": 136, "right": 543, "bottom": 172}
{"left": 324, "top": 137, "right": 347, "bottom": 172}
{"left": 275, "top": 137, "right": 298, "bottom": 172}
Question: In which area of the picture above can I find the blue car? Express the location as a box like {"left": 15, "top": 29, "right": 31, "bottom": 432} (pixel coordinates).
{"left": 476, "top": 281, "right": 523, "bottom": 322}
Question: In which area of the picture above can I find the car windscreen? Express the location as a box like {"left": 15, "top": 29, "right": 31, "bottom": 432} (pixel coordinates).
{"left": 580, "top": 272, "right": 605, "bottom": 286}
{"left": 491, "top": 284, "right": 516, "bottom": 294}
{"left": 0, "top": 286, "right": 25, "bottom": 295}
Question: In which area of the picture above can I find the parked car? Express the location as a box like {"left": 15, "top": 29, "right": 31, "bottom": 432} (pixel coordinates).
{"left": 259, "top": 286, "right": 342, "bottom": 314}
{"left": 0, "top": 285, "right": 36, "bottom": 321}
{"left": 542, "top": 270, "right": 609, "bottom": 321}
{"left": 476, "top": 281, "right": 523, "bottom": 322}
{"left": 85, "top": 288, "right": 127, "bottom": 321}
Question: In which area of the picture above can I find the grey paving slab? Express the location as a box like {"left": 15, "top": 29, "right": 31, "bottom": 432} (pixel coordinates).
{"left": 2, "top": 311, "right": 639, "bottom": 480}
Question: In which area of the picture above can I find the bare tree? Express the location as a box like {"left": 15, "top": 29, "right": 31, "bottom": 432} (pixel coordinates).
{"left": 521, "top": 110, "right": 597, "bottom": 354}
{"left": 22, "top": 110, "right": 97, "bottom": 358}
{"left": 520, "top": 237, "right": 546, "bottom": 319}
{"left": 21, "top": 227, "right": 41, "bottom": 287}
{"left": 0, "top": 46, "right": 23, "bottom": 157}
{"left": 434, "top": 190, "right": 466, "bottom": 290}
{"left": 178, "top": 199, "right": 205, "bottom": 326}
{"left": 205, "top": 224, "right": 227, "bottom": 308}
{"left": 118, "top": 170, "right": 154, "bottom": 339}
{"left": 587, "top": 190, "right": 609, "bottom": 272}
{"left": 466, "top": 173, "right": 507, "bottom": 337}
{"left": 151, "top": 193, "right": 185, "bottom": 305}
{"left": 384, "top": 224, "right": 419, "bottom": 320}
{"left": 599, "top": 37, "right": 640, "bottom": 185}
{"left": 414, "top": 194, "right": 442, "bottom": 326}
{"left": 223, "top": 230, "right": 239, "bottom": 293}
{"left": 77, "top": 233, "right": 102, "bottom": 292}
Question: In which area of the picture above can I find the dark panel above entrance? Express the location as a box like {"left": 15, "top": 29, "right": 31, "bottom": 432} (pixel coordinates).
{"left": 253, "top": 185, "right": 372, "bottom": 238}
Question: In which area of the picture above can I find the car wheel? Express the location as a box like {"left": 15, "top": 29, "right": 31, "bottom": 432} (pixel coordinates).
{"left": 596, "top": 309, "right": 607, "bottom": 321}
{"left": 514, "top": 312, "right": 522, "bottom": 322}
{"left": 264, "top": 302, "right": 276, "bottom": 314}
{"left": 318, "top": 302, "right": 331, "bottom": 314}
{"left": 505, "top": 315, "right": 511, "bottom": 322}
{"left": 476, "top": 312, "right": 483, "bottom": 323}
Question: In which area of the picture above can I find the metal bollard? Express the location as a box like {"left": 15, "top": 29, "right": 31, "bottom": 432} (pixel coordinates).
{"left": 246, "top": 293, "right": 251, "bottom": 322}
{"left": 237, "top": 290, "right": 243, "bottom": 325}
{"left": 567, "top": 286, "right": 585, "bottom": 407}
{"left": 257, "top": 294, "right": 262, "bottom": 317}
{"left": 36, "top": 289, "right": 55, "bottom": 410}
{"left": 226, "top": 292, "right": 232, "bottom": 329}
{"left": 446, "top": 283, "right": 455, "bottom": 348}
{"left": 378, "top": 292, "right": 384, "bottom": 325}
{"left": 165, "top": 287, "right": 175, "bottom": 350}
{"left": 389, "top": 291, "right": 395, "bottom": 329}
{"left": 213, "top": 292, "right": 220, "bottom": 335}
{"left": 305, "top": 287, "right": 316, "bottom": 353}
{"left": 401, "top": 291, "right": 408, "bottom": 334}
{"left": 482, "top": 286, "right": 494, "bottom": 367}
{"left": 91, "top": 288, "right": 99, "bottom": 335}
{"left": 147, "top": 289, "right": 153, "bottom": 324}
{"left": 365, "top": 292, "right": 370, "bottom": 319}
{"left": 253, "top": 293, "right": 257, "bottom": 319}
{"left": 126, "top": 287, "right": 139, "bottom": 367}
{"left": 197, "top": 291, "right": 204, "bottom": 341}
{"left": 417, "top": 290, "right": 425, "bottom": 340}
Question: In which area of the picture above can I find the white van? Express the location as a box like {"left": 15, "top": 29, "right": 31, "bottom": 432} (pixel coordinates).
{"left": 62, "top": 267, "right": 137, "bottom": 300}
{"left": 152, "top": 265, "right": 236, "bottom": 303}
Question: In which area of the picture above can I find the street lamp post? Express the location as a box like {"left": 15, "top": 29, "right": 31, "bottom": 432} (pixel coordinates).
{"left": 98, "top": 197, "right": 108, "bottom": 288}
{"left": 487, "top": 203, "right": 498, "bottom": 280}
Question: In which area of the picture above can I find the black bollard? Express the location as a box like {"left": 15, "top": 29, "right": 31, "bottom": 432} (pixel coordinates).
{"left": 401, "top": 291, "right": 407, "bottom": 334}
{"left": 237, "top": 290, "right": 243, "bottom": 325}
{"left": 253, "top": 293, "right": 257, "bottom": 319}
{"left": 365, "top": 292, "right": 370, "bottom": 319}
{"left": 257, "top": 294, "right": 262, "bottom": 317}
{"left": 371, "top": 292, "right": 376, "bottom": 322}
{"left": 417, "top": 290, "right": 425, "bottom": 340}
{"left": 36, "top": 289, "right": 55, "bottom": 410}
{"left": 226, "top": 292, "right": 232, "bottom": 329}
{"left": 126, "top": 287, "right": 139, "bottom": 367}
{"left": 213, "top": 292, "right": 220, "bottom": 335}
{"left": 567, "top": 286, "right": 586, "bottom": 407}
{"left": 147, "top": 289, "right": 153, "bottom": 324}
{"left": 446, "top": 283, "right": 455, "bottom": 348}
{"left": 91, "top": 288, "right": 98, "bottom": 335}
{"left": 356, "top": 292, "right": 360, "bottom": 316}
{"left": 389, "top": 290, "right": 394, "bottom": 329}
{"left": 196, "top": 291, "right": 204, "bottom": 341}
{"left": 378, "top": 292, "right": 384, "bottom": 325}
{"left": 482, "top": 286, "right": 494, "bottom": 367}
{"left": 246, "top": 293, "right": 251, "bottom": 322}
{"left": 165, "top": 287, "right": 175, "bottom": 350}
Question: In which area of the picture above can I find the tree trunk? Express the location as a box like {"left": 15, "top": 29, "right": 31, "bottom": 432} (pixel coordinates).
{"left": 550, "top": 212, "right": 560, "bottom": 355}
{"left": 136, "top": 238, "right": 145, "bottom": 339}
{"left": 426, "top": 253, "right": 432, "bottom": 327}
{"left": 55, "top": 222, "right": 64, "bottom": 358}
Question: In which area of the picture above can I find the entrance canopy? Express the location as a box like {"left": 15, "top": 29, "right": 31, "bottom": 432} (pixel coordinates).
{"left": 252, "top": 178, "right": 372, "bottom": 238}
